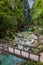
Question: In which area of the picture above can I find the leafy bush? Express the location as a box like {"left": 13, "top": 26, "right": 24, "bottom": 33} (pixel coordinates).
{"left": 30, "top": 0, "right": 43, "bottom": 32}
{"left": 0, "top": 0, "right": 25, "bottom": 38}
{"left": 21, "top": 61, "right": 43, "bottom": 65}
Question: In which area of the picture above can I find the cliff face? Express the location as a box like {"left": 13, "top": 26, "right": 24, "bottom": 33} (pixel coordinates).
{"left": 31, "top": 0, "right": 43, "bottom": 26}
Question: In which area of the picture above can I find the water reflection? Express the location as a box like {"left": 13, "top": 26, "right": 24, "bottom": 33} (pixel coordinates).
{"left": 0, "top": 55, "right": 26, "bottom": 65}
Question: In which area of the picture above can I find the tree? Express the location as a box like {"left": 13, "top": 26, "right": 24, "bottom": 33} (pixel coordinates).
{"left": 31, "top": 0, "right": 43, "bottom": 26}
{"left": 0, "top": 0, "right": 25, "bottom": 38}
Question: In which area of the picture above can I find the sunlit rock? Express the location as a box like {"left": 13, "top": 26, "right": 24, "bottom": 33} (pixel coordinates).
{"left": 16, "top": 33, "right": 23, "bottom": 38}
{"left": 40, "top": 40, "right": 43, "bottom": 44}
{"left": 32, "top": 34, "right": 38, "bottom": 40}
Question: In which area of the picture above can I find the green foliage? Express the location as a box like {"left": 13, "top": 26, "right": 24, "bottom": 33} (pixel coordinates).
{"left": 0, "top": 0, "right": 25, "bottom": 38}
{"left": 30, "top": 0, "right": 43, "bottom": 35}
{"left": 31, "top": 0, "right": 43, "bottom": 26}
{"left": 22, "top": 61, "right": 43, "bottom": 65}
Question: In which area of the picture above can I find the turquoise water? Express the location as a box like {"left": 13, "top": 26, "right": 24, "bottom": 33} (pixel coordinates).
{"left": 0, "top": 55, "right": 25, "bottom": 65}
